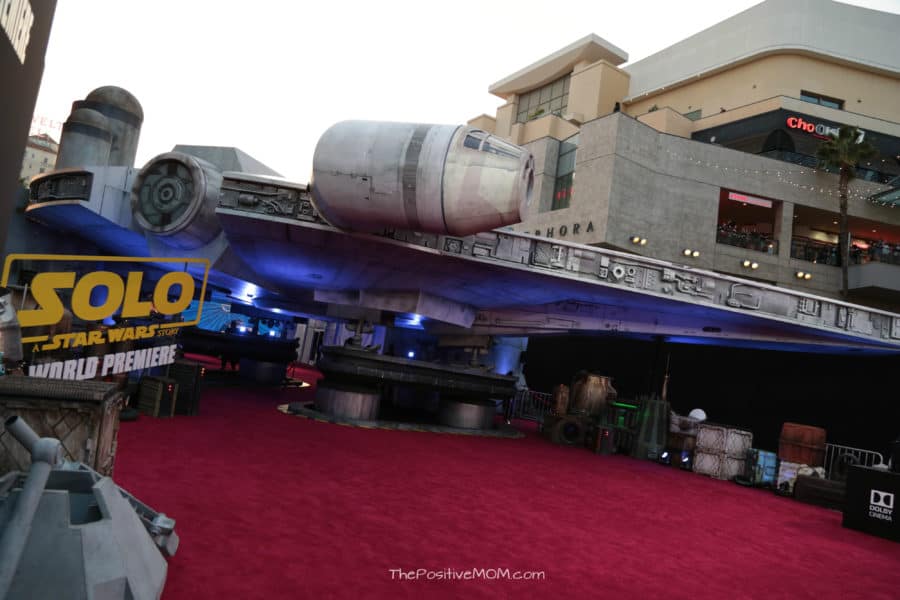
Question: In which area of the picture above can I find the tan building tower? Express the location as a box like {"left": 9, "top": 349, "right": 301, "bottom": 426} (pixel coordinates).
{"left": 19, "top": 133, "right": 59, "bottom": 183}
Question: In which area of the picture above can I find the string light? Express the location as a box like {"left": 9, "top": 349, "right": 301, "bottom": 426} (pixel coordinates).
{"left": 661, "top": 147, "right": 891, "bottom": 204}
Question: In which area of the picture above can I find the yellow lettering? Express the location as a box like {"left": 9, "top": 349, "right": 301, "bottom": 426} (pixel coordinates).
{"left": 107, "top": 327, "right": 124, "bottom": 343}
{"left": 72, "top": 332, "right": 88, "bottom": 348}
{"left": 41, "top": 335, "right": 62, "bottom": 351}
{"left": 122, "top": 327, "right": 135, "bottom": 341}
{"left": 71, "top": 271, "right": 124, "bottom": 322}
{"left": 153, "top": 272, "right": 194, "bottom": 315}
{"left": 88, "top": 330, "right": 104, "bottom": 346}
{"left": 18, "top": 272, "right": 74, "bottom": 327}
{"left": 121, "top": 272, "right": 152, "bottom": 318}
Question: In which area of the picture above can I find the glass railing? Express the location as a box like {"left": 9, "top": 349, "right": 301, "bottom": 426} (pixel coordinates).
{"left": 791, "top": 237, "right": 900, "bottom": 266}
{"left": 854, "top": 244, "right": 900, "bottom": 266}
{"left": 716, "top": 229, "right": 779, "bottom": 254}
{"left": 790, "top": 237, "right": 841, "bottom": 265}
{"left": 758, "top": 150, "right": 892, "bottom": 184}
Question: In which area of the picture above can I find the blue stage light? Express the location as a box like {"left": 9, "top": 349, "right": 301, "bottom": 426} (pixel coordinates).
{"left": 407, "top": 351, "right": 415, "bottom": 359}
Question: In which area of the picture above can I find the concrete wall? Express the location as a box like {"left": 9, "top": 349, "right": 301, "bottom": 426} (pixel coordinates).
{"left": 467, "top": 114, "right": 497, "bottom": 134}
{"left": 624, "top": 0, "right": 900, "bottom": 103}
{"left": 625, "top": 53, "right": 900, "bottom": 125}
{"left": 568, "top": 59, "right": 630, "bottom": 124}
{"left": 636, "top": 107, "right": 695, "bottom": 139}
{"left": 510, "top": 112, "right": 894, "bottom": 299}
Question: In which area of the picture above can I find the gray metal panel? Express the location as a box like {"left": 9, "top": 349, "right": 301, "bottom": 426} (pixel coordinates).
{"left": 215, "top": 206, "right": 900, "bottom": 352}
{"left": 4, "top": 491, "right": 87, "bottom": 600}
{"left": 172, "top": 145, "right": 282, "bottom": 177}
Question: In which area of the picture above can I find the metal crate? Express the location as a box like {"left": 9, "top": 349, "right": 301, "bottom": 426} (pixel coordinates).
{"left": 137, "top": 376, "right": 178, "bottom": 418}
{"left": 167, "top": 359, "right": 205, "bottom": 416}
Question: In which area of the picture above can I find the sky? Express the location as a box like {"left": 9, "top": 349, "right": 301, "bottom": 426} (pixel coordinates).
{"left": 30, "top": 0, "right": 900, "bottom": 182}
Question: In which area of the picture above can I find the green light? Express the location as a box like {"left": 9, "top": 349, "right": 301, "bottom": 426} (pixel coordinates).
{"left": 612, "top": 402, "right": 638, "bottom": 410}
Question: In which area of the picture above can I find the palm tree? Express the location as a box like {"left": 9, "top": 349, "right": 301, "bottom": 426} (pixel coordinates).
{"left": 816, "top": 125, "right": 877, "bottom": 298}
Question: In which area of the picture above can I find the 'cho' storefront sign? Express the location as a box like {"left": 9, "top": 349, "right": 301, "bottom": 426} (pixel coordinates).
{"left": 1, "top": 254, "right": 209, "bottom": 380}
{"left": 786, "top": 116, "right": 866, "bottom": 142}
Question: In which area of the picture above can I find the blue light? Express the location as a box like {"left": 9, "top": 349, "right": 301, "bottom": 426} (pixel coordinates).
{"left": 269, "top": 330, "right": 276, "bottom": 337}
{"left": 410, "top": 313, "right": 422, "bottom": 325}
{"left": 661, "top": 451, "right": 669, "bottom": 459}
{"left": 238, "top": 326, "right": 247, "bottom": 333}
{"left": 407, "top": 351, "right": 415, "bottom": 359}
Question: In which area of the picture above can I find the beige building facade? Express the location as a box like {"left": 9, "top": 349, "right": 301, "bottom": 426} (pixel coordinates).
{"left": 19, "top": 133, "right": 58, "bottom": 183}
{"left": 469, "top": 0, "right": 900, "bottom": 308}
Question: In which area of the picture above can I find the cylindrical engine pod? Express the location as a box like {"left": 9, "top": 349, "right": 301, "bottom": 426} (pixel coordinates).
{"left": 131, "top": 152, "right": 224, "bottom": 250}
{"left": 311, "top": 121, "right": 533, "bottom": 236}
{"left": 72, "top": 86, "right": 144, "bottom": 168}
{"left": 55, "top": 108, "right": 112, "bottom": 169}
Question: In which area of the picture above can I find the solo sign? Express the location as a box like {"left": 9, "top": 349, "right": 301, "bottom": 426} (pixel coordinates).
{"left": 786, "top": 116, "right": 866, "bottom": 142}
{"left": 1, "top": 255, "right": 210, "bottom": 379}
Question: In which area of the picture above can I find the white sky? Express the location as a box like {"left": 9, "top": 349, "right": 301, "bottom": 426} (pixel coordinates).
{"left": 31, "top": 0, "right": 900, "bottom": 182}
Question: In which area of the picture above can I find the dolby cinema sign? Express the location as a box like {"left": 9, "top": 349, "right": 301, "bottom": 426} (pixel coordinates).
{"left": 1, "top": 254, "right": 209, "bottom": 380}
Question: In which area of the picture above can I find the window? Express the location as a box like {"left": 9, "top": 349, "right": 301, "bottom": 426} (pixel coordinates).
{"left": 552, "top": 134, "right": 578, "bottom": 210}
{"left": 462, "top": 131, "right": 521, "bottom": 159}
{"left": 683, "top": 109, "right": 702, "bottom": 121}
{"left": 516, "top": 75, "right": 570, "bottom": 123}
{"left": 715, "top": 189, "right": 780, "bottom": 254}
{"left": 464, "top": 132, "right": 484, "bottom": 150}
{"left": 800, "top": 90, "right": 844, "bottom": 110}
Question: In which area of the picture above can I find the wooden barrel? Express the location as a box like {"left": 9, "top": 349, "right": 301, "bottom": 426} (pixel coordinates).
{"left": 551, "top": 384, "right": 569, "bottom": 416}
{"left": 778, "top": 422, "right": 826, "bottom": 467}
{"left": 568, "top": 371, "right": 616, "bottom": 417}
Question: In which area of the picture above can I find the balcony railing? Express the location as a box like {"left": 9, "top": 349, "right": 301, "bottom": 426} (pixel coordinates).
{"left": 791, "top": 237, "right": 900, "bottom": 266}
{"left": 758, "top": 150, "right": 891, "bottom": 184}
{"left": 790, "top": 237, "right": 840, "bottom": 265}
{"left": 716, "top": 229, "right": 778, "bottom": 254}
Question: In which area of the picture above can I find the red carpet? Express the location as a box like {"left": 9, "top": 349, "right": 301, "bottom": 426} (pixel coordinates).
{"left": 113, "top": 380, "right": 900, "bottom": 599}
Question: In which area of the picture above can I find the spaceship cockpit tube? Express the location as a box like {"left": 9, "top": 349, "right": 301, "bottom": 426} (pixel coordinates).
{"left": 311, "top": 120, "right": 533, "bottom": 236}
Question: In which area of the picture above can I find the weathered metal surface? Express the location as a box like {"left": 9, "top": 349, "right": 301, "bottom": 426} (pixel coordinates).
{"left": 0, "top": 417, "right": 176, "bottom": 599}
{"left": 132, "top": 151, "right": 223, "bottom": 250}
{"left": 75, "top": 86, "right": 144, "bottom": 168}
{"left": 55, "top": 108, "right": 112, "bottom": 170}
{"left": 437, "top": 399, "right": 496, "bottom": 430}
{"left": 0, "top": 417, "right": 61, "bottom": 599}
{"left": 551, "top": 384, "right": 569, "bottom": 416}
{"left": 25, "top": 124, "right": 900, "bottom": 352}
{"left": 0, "top": 287, "right": 23, "bottom": 363}
{"left": 568, "top": 372, "right": 616, "bottom": 417}
{"left": 311, "top": 121, "right": 533, "bottom": 235}
{"left": 0, "top": 378, "right": 123, "bottom": 475}
{"left": 238, "top": 359, "right": 286, "bottom": 386}
{"left": 316, "top": 385, "right": 380, "bottom": 421}
{"left": 218, "top": 171, "right": 312, "bottom": 220}
{"left": 213, "top": 193, "right": 900, "bottom": 350}
{"left": 316, "top": 346, "right": 518, "bottom": 399}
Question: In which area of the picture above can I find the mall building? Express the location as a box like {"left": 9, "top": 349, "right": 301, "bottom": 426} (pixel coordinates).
{"left": 468, "top": 0, "right": 900, "bottom": 309}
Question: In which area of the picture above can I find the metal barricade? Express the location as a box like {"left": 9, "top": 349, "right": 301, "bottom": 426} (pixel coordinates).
{"left": 507, "top": 389, "right": 553, "bottom": 422}
{"left": 824, "top": 443, "right": 887, "bottom": 480}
